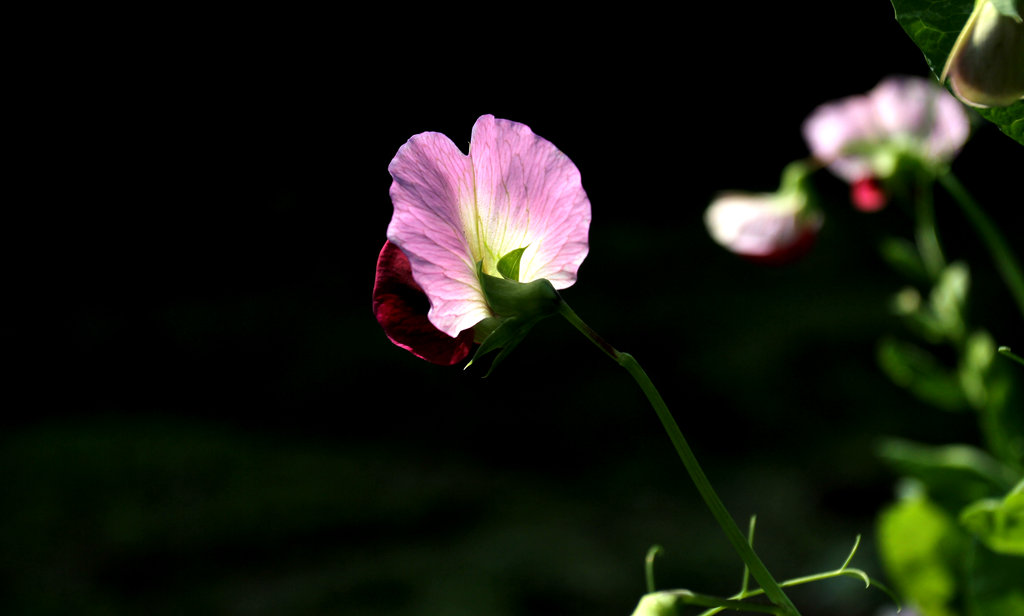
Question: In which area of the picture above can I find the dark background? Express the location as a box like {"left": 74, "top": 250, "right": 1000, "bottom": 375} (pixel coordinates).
{"left": 5, "top": 5, "right": 1023, "bottom": 615}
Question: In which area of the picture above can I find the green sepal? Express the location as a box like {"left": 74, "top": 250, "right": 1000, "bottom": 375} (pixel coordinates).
{"left": 496, "top": 246, "right": 528, "bottom": 281}
{"left": 477, "top": 262, "right": 561, "bottom": 319}
{"left": 465, "top": 314, "right": 541, "bottom": 377}
{"left": 464, "top": 262, "right": 563, "bottom": 377}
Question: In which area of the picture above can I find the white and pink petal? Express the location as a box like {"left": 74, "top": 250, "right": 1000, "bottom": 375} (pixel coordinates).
{"left": 385, "top": 115, "right": 591, "bottom": 341}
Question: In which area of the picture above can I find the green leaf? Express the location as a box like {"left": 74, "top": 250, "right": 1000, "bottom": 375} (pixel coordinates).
{"left": 496, "top": 246, "right": 528, "bottom": 281}
{"left": 964, "top": 537, "right": 1024, "bottom": 614}
{"left": 877, "top": 337, "right": 969, "bottom": 411}
{"left": 929, "top": 261, "right": 970, "bottom": 341}
{"left": 892, "top": 0, "right": 975, "bottom": 75}
{"left": 877, "top": 492, "right": 967, "bottom": 616}
{"left": 878, "top": 438, "right": 1018, "bottom": 512}
{"left": 978, "top": 101, "right": 1024, "bottom": 144}
{"left": 976, "top": 366, "right": 1024, "bottom": 468}
{"left": 891, "top": 0, "right": 1024, "bottom": 144}
{"left": 961, "top": 479, "right": 1024, "bottom": 555}
{"left": 880, "top": 236, "right": 929, "bottom": 283}
{"left": 960, "top": 330, "right": 997, "bottom": 409}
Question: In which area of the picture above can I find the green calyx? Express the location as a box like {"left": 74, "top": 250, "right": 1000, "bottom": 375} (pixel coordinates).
{"left": 465, "top": 258, "right": 563, "bottom": 376}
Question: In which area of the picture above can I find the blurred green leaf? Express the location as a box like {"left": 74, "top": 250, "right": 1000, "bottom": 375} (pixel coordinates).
{"left": 877, "top": 492, "right": 966, "bottom": 616}
{"left": 964, "top": 536, "right": 1024, "bottom": 615}
{"left": 976, "top": 360, "right": 1024, "bottom": 469}
{"left": 961, "top": 479, "right": 1024, "bottom": 555}
{"left": 930, "top": 262, "right": 970, "bottom": 343}
{"left": 881, "top": 237, "right": 929, "bottom": 283}
{"left": 959, "top": 330, "right": 997, "bottom": 410}
{"left": 891, "top": 0, "right": 1024, "bottom": 144}
{"left": 879, "top": 438, "right": 1018, "bottom": 512}
{"left": 878, "top": 337, "right": 968, "bottom": 411}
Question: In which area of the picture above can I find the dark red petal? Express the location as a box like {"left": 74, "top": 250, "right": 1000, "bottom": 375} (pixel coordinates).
{"left": 850, "top": 177, "right": 888, "bottom": 213}
{"left": 742, "top": 225, "right": 819, "bottom": 266}
{"left": 372, "top": 241, "right": 474, "bottom": 366}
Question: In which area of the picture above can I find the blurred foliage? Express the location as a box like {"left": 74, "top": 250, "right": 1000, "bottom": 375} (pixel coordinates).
{"left": 960, "top": 479, "right": 1024, "bottom": 555}
{"left": 878, "top": 489, "right": 966, "bottom": 616}
{"left": 870, "top": 122, "right": 1024, "bottom": 614}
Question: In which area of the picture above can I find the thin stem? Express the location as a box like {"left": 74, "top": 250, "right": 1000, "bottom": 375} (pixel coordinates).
{"left": 696, "top": 568, "right": 889, "bottom": 616}
{"left": 741, "top": 516, "right": 757, "bottom": 597}
{"left": 559, "top": 302, "right": 801, "bottom": 616}
{"left": 668, "top": 590, "right": 786, "bottom": 614}
{"left": 915, "top": 168, "right": 946, "bottom": 280}
{"left": 938, "top": 170, "right": 1024, "bottom": 320}
{"left": 645, "top": 545, "right": 663, "bottom": 594}
{"left": 999, "top": 346, "right": 1024, "bottom": 368}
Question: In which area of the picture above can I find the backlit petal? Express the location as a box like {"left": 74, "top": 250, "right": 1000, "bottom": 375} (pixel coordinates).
{"left": 386, "top": 115, "right": 591, "bottom": 339}
{"left": 467, "top": 116, "right": 590, "bottom": 289}
{"left": 387, "top": 130, "right": 489, "bottom": 338}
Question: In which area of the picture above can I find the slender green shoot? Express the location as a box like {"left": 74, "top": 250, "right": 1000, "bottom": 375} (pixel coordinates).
{"left": 697, "top": 535, "right": 901, "bottom": 616}
{"left": 998, "top": 346, "right": 1024, "bottom": 368}
{"left": 559, "top": 302, "right": 800, "bottom": 616}
{"left": 646, "top": 545, "right": 663, "bottom": 594}
{"left": 741, "top": 516, "right": 756, "bottom": 597}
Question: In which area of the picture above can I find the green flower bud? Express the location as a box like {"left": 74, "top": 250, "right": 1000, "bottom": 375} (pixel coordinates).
{"left": 941, "top": 0, "right": 1024, "bottom": 108}
{"left": 629, "top": 592, "right": 678, "bottom": 616}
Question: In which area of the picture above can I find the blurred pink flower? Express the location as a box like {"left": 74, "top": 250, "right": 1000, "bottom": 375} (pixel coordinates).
{"left": 802, "top": 76, "right": 970, "bottom": 211}
{"left": 704, "top": 191, "right": 822, "bottom": 264}
{"left": 374, "top": 115, "right": 591, "bottom": 363}
{"left": 705, "top": 162, "right": 822, "bottom": 264}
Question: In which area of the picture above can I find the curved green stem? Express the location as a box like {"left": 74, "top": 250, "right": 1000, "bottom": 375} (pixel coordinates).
{"left": 559, "top": 302, "right": 801, "bottom": 616}
{"left": 938, "top": 170, "right": 1024, "bottom": 320}
{"left": 645, "top": 545, "right": 663, "bottom": 594}
{"left": 696, "top": 568, "right": 896, "bottom": 616}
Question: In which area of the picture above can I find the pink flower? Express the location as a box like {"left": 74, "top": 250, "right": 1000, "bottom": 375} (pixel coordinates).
{"left": 802, "top": 76, "right": 970, "bottom": 210}
{"left": 705, "top": 192, "right": 822, "bottom": 264}
{"left": 705, "top": 162, "right": 822, "bottom": 264}
{"left": 374, "top": 115, "right": 591, "bottom": 363}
